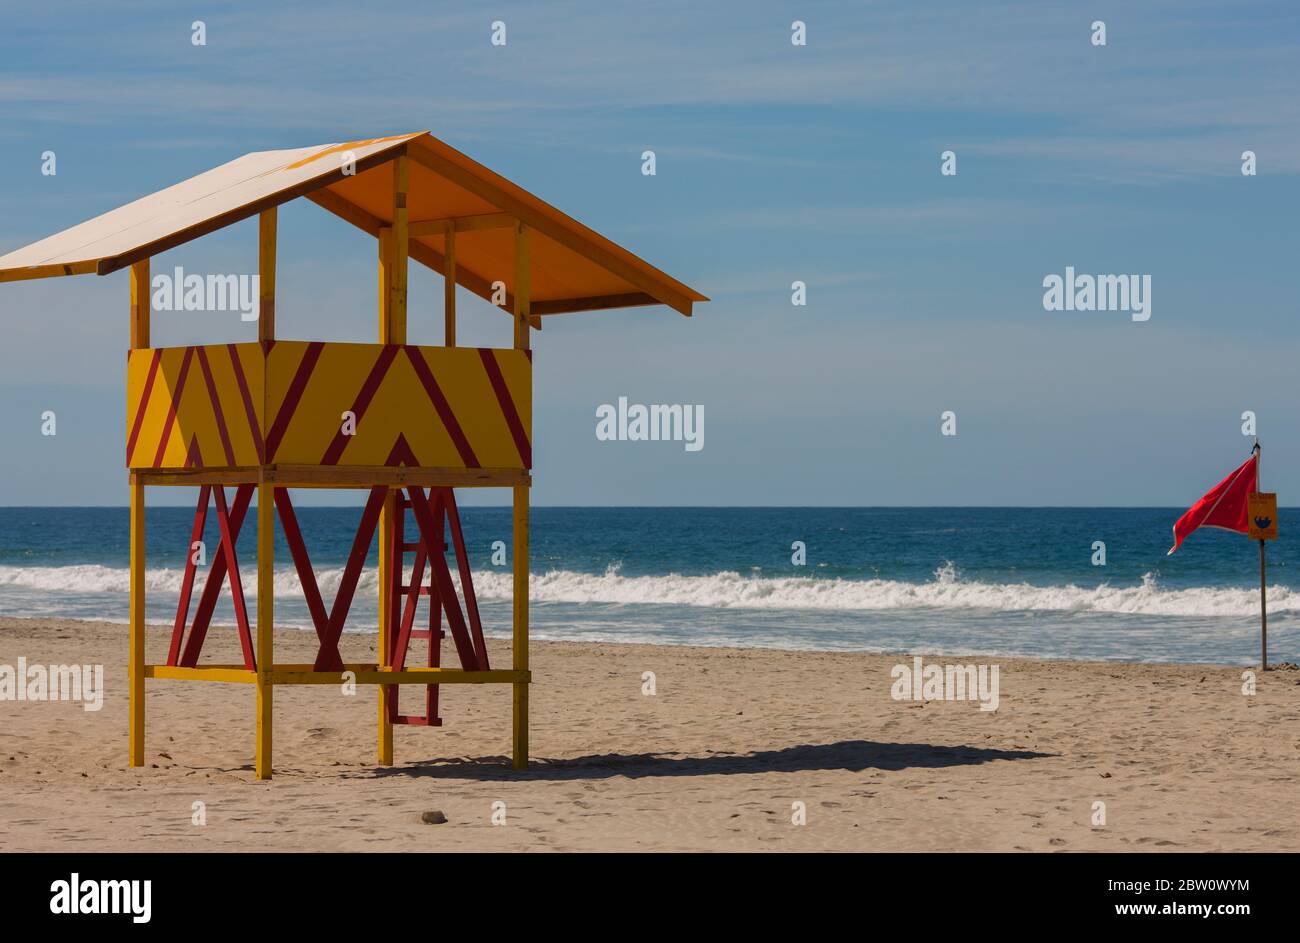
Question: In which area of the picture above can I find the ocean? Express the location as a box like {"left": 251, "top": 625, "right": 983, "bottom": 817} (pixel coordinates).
{"left": 0, "top": 506, "right": 1295, "bottom": 665}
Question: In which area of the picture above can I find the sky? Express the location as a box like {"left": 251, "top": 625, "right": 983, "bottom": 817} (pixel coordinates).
{"left": 1, "top": 0, "right": 1298, "bottom": 506}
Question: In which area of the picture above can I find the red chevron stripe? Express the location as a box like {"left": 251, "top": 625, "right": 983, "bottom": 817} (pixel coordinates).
{"left": 319, "top": 345, "right": 400, "bottom": 465}
{"left": 264, "top": 342, "right": 325, "bottom": 461}
{"left": 478, "top": 348, "right": 531, "bottom": 468}
{"left": 386, "top": 433, "right": 418, "bottom": 467}
{"left": 126, "top": 348, "right": 162, "bottom": 466}
{"left": 228, "top": 344, "right": 265, "bottom": 461}
{"left": 195, "top": 347, "right": 236, "bottom": 467}
{"left": 403, "top": 347, "right": 479, "bottom": 468}
{"left": 152, "top": 347, "right": 195, "bottom": 468}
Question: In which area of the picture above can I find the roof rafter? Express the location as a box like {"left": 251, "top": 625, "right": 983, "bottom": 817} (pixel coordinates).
{"left": 306, "top": 188, "right": 543, "bottom": 330}
{"left": 407, "top": 140, "right": 696, "bottom": 317}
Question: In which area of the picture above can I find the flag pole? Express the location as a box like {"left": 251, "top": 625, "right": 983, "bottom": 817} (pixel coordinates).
{"left": 1255, "top": 438, "right": 1267, "bottom": 671}
{"left": 1260, "top": 539, "right": 1268, "bottom": 670}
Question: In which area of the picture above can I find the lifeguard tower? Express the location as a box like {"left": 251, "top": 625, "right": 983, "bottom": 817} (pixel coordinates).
{"left": 0, "top": 131, "right": 706, "bottom": 778}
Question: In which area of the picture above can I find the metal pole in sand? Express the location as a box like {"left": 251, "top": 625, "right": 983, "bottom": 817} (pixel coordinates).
{"left": 1255, "top": 439, "right": 1267, "bottom": 671}
{"left": 1259, "top": 538, "right": 1268, "bottom": 671}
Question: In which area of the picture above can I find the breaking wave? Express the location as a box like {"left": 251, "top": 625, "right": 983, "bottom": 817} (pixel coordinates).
{"left": 0, "top": 561, "right": 1293, "bottom": 618}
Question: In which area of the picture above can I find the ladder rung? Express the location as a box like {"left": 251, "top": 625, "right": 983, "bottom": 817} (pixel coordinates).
{"left": 393, "top": 714, "right": 442, "bottom": 727}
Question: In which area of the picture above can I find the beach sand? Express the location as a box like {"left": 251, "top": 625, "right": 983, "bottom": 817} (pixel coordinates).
{"left": 1, "top": 615, "right": 1297, "bottom": 852}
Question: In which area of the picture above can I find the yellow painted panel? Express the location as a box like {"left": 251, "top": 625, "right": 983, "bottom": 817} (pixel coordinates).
{"left": 265, "top": 341, "right": 530, "bottom": 470}
{"left": 126, "top": 343, "right": 264, "bottom": 469}
{"left": 424, "top": 347, "right": 516, "bottom": 467}
{"left": 129, "top": 341, "right": 527, "bottom": 471}
{"left": 207, "top": 344, "right": 264, "bottom": 465}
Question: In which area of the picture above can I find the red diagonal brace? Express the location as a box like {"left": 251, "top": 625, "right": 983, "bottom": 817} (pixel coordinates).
{"left": 443, "top": 489, "right": 490, "bottom": 670}
{"left": 406, "top": 486, "right": 482, "bottom": 671}
{"left": 178, "top": 484, "right": 256, "bottom": 668}
{"left": 167, "top": 484, "right": 211, "bottom": 666}
{"left": 391, "top": 544, "right": 428, "bottom": 672}
{"left": 273, "top": 488, "right": 330, "bottom": 643}
{"left": 312, "top": 485, "right": 389, "bottom": 672}
{"left": 213, "top": 485, "right": 256, "bottom": 670}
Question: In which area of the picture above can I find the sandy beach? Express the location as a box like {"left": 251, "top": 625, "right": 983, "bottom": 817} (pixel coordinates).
{"left": 1, "top": 615, "right": 1297, "bottom": 852}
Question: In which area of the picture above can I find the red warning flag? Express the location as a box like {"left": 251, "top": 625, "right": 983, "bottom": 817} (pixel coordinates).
{"left": 1168, "top": 453, "right": 1258, "bottom": 555}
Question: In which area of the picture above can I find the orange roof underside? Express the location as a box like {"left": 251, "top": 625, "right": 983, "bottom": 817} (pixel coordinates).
{"left": 0, "top": 131, "right": 707, "bottom": 318}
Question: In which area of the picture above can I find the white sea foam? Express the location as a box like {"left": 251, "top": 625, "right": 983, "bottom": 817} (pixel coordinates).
{"left": 0, "top": 561, "right": 1293, "bottom": 618}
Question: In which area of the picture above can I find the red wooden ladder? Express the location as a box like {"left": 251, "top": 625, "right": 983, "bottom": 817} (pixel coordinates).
{"left": 385, "top": 487, "right": 490, "bottom": 726}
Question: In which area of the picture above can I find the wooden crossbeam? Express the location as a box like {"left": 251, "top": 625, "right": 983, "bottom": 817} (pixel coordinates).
{"left": 408, "top": 212, "right": 513, "bottom": 237}
{"left": 530, "top": 292, "right": 659, "bottom": 315}
{"left": 144, "top": 665, "right": 528, "bottom": 684}
{"left": 273, "top": 668, "right": 529, "bottom": 685}
{"left": 130, "top": 465, "right": 531, "bottom": 488}
{"left": 145, "top": 665, "right": 259, "bottom": 683}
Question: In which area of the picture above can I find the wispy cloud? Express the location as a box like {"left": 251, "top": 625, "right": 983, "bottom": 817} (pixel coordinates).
{"left": 3, "top": 0, "right": 1297, "bottom": 182}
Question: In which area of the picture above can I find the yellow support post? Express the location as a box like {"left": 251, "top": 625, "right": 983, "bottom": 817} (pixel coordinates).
{"left": 444, "top": 227, "right": 456, "bottom": 347}
{"left": 130, "top": 259, "right": 150, "bottom": 348}
{"left": 376, "top": 163, "right": 407, "bottom": 763}
{"left": 255, "top": 476, "right": 274, "bottom": 780}
{"left": 128, "top": 258, "right": 149, "bottom": 768}
{"left": 129, "top": 480, "right": 145, "bottom": 767}
{"left": 377, "top": 227, "right": 392, "bottom": 327}
{"left": 258, "top": 207, "right": 276, "bottom": 341}
{"left": 512, "top": 485, "right": 529, "bottom": 769}
{"left": 513, "top": 222, "right": 530, "bottom": 350}
{"left": 376, "top": 225, "right": 394, "bottom": 765}
{"left": 512, "top": 220, "right": 530, "bottom": 770}
{"left": 377, "top": 494, "right": 395, "bottom": 765}
{"left": 256, "top": 213, "right": 276, "bottom": 779}
{"left": 389, "top": 154, "right": 409, "bottom": 338}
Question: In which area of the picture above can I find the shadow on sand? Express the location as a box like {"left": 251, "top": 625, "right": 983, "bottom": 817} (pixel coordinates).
{"left": 353, "top": 739, "right": 1053, "bottom": 782}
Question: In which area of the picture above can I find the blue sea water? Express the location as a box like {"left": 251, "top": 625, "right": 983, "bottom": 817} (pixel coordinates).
{"left": 0, "top": 506, "right": 1295, "bottom": 665}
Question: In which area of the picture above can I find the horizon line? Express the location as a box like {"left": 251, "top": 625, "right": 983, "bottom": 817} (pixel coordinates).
{"left": 0, "top": 504, "right": 1290, "bottom": 511}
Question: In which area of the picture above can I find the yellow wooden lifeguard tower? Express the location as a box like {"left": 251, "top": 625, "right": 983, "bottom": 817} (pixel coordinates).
{"left": 0, "top": 131, "right": 706, "bottom": 779}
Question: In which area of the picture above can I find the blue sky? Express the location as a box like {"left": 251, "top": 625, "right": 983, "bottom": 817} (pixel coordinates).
{"left": 1, "top": 0, "right": 1298, "bottom": 505}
